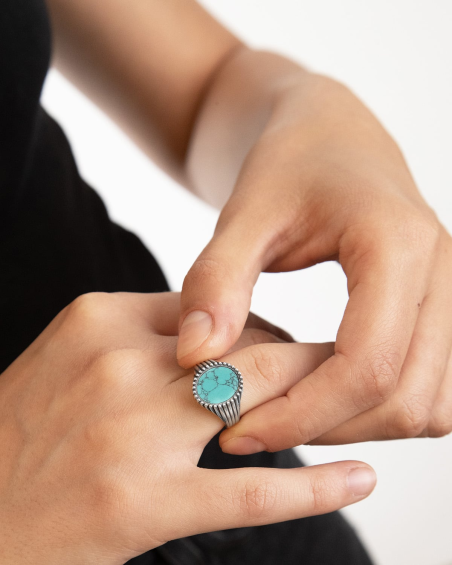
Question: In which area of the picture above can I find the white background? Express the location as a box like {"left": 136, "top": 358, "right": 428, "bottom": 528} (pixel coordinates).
{"left": 41, "top": 1, "right": 452, "bottom": 564}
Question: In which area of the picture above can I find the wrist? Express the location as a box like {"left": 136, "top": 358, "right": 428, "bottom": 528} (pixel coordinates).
{"left": 186, "top": 47, "right": 311, "bottom": 208}
{"left": 267, "top": 72, "right": 359, "bottom": 141}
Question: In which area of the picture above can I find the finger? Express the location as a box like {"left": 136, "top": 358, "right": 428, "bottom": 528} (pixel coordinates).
{"left": 118, "top": 291, "right": 182, "bottom": 335}
{"left": 44, "top": 292, "right": 179, "bottom": 357}
{"left": 220, "top": 236, "right": 434, "bottom": 453}
{"left": 151, "top": 329, "right": 306, "bottom": 386}
{"left": 111, "top": 293, "right": 293, "bottom": 343}
{"left": 225, "top": 328, "right": 288, "bottom": 354}
{"left": 165, "top": 462, "right": 376, "bottom": 540}
{"left": 169, "top": 342, "right": 333, "bottom": 450}
{"left": 228, "top": 342, "right": 334, "bottom": 414}
{"left": 308, "top": 275, "right": 452, "bottom": 443}
{"left": 244, "top": 312, "right": 294, "bottom": 343}
{"left": 176, "top": 204, "right": 271, "bottom": 368}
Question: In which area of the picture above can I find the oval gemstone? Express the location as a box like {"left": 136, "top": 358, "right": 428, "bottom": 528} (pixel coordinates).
{"left": 196, "top": 366, "right": 239, "bottom": 404}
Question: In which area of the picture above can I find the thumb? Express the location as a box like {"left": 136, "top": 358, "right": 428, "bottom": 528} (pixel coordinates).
{"left": 177, "top": 216, "right": 268, "bottom": 368}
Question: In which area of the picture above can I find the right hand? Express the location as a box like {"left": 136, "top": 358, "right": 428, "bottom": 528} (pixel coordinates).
{"left": 0, "top": 292, "right": 376, "bottom": 565}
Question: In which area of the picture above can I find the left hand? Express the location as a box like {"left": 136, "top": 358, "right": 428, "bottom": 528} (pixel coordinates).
{"left": 0, "top": 292, "right": 375, "bottom": 563}
{"left": 177, "top": 74, "right": 452, "bottom": 451}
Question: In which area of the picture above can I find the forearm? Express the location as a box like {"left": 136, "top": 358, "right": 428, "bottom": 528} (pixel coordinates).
{"left": 46, "top": 0, "right": 316, "bottom": 203}
{"left": 46, "top": 0, "right": 354, "bottom": 210}
{"left": 46, "top": 0, "right": 241, "bottom": 186}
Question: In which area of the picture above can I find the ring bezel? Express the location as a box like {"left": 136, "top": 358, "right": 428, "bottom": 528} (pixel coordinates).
{"left": 192, "top": 359, "right": 243, "bottom": 409}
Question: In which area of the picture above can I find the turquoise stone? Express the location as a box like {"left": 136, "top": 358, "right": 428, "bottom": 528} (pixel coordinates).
{"left": 197, "top": 366, "right": 239, "bottom": 404}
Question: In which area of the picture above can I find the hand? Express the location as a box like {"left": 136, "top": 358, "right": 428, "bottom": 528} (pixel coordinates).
{"left": 177, "top": 74, "right": 452, "bottom": 453}
{"left": 0, "top": 292, "right": 376, "bottom": 564}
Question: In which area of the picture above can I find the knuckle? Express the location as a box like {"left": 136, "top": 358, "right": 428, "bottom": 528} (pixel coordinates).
{"left": 406, "top": 213, "right": 441, "bottom": 250}
{"left": 247, "top": 346, "right": 284, "bottom": 391}
{"left": 234, "top": 476, "right": 278, "bottom": 520}
{"left": 91, "top": 349, "right": 145, "bottom": 390}
{"left": 389, "top": 202, "right": 440, "bottom": 245}
{"left": 65, "top": 292, "right": 113, "bottom": 332}
{"left": 50, "top": 293, "right": 121, "bottom": 368}
{"left": 348, "top": 348, "right": 399, "bottom": 409}
{"left": 306, "top": 474, "right": 337, "bottom": 514}
{"left": 366, "top": 363, "right": 396, "bottom": 402}
{"left": 82, "top": 418, "right": 117, "bottom": 456}
{"left": 361, "top": 349, "right": 399, "bottom": 405}
{"left": 345, "top": 210, "right": 441, "bottom": 268}
{"left": 89, "top": 467, "right": 131, "bottom": 524}
{"left": 389, "top": 397, "right": 431, "bottom": 439}
{"left": 390, "top": 212, "right": 442, "bottom": 267}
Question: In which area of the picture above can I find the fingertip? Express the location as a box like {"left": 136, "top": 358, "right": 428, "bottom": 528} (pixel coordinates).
{"left": 221, "top": 436, "right": 267, "bottom": 455}
{"left": 177, "top": 309, "right": 246, "bottom": 368}
{"left": 347, "top": 465, "right": 377, "bottom": 498}
{"left": 177, "top": 310, "right": 213, "bottom": 362}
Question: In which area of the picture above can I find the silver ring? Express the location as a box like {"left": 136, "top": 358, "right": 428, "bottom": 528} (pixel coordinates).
{"left": 192, "top": 359, "right": 243, "bottom": 427}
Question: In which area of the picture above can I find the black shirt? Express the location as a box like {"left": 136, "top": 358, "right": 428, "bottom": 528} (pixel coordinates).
{"left": 0, "top": 1, "right": 373, "bottom": 564}
{"left": 0, "top": 0, "right": 168, "bottom": 373}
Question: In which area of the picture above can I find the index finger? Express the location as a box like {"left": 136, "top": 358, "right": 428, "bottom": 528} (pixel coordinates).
{"left": 220, "top": 239, "right": 433, "bottom": 453}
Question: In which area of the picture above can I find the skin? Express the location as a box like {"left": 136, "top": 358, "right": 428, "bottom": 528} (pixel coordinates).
{"left": 2, "top": 0, "right": 448, "bottom": 555}
{"left": 45, "top": 0, "right": 452, "bottom": 451}
{"left": 0, "top": 292, "right": 376, "bottom": 563}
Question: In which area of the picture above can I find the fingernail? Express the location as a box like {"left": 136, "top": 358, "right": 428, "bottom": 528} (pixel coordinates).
{"left": 221, "top": 437, "right": 267, "bottom": 455}
{"left": 177, "top": 310, "right": 213, "bottom": 359}
{"left": 347, "top": 467, "right": 377, "bottom": 497}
